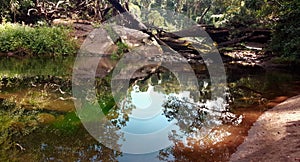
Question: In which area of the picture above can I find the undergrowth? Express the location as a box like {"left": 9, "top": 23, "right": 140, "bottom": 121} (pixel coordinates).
{"left": 0, "top": 23, "right": 78, "bottom": 56}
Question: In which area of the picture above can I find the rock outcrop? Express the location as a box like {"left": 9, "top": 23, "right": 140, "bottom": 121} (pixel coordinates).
{"left": 230, "top": 95, "right": 300, "bottom": 162}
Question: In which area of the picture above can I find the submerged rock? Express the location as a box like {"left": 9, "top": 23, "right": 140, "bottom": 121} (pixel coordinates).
{"left": 37, "top": 113, "right": 56, "bottom": 124}
{"left": 44, "top": 100, "right": 75, "bottom": 112}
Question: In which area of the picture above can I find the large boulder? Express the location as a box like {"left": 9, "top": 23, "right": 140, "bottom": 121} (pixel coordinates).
{"left": 111, "top": 25, "right": 152, "bottom": 48}
{"left": 74, "top": 25, "right": 162, "bottom": 79}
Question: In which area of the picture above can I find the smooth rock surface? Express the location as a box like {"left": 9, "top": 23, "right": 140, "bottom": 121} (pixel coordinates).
{"left": 230, "top": 95, "right": 300, "bottom": 162}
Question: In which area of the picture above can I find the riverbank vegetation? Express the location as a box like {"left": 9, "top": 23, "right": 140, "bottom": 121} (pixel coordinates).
{"left": 0, "top": 22, "right": 77, "bottom": 57}
{"left": 0, "top": 0, "right": 298, "bottom": 61}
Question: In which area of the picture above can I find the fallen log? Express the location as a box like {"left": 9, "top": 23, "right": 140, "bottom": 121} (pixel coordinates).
{"left": 218, "top": 33, "right": 254, "bottom": 47}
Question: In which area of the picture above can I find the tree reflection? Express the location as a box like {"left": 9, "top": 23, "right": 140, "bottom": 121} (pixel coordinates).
{"left": 158, "top": 84, "right": 242, "bottom": 161}
{"left": 16, "top": 125, "right": 122, "bottom": 162}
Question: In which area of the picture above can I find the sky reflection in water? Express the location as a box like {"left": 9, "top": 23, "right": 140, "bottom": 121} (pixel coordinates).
{"left": 113, "top": 83, "right": 239, "bottom": 155}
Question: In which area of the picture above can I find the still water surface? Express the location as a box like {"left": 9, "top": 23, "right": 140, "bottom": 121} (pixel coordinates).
{"left": 0, "top": 57, "right": 300, "bottom": 161}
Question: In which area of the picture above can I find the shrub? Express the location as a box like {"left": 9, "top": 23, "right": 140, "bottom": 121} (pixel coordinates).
{"left": 0, "top": 23, "right": 78, "bottom": 56}
{"left": 270, "top": 0, "right": 300, "bottom": 59}
{"left": 111, "top": 41, "right": 129, "bottom": 60}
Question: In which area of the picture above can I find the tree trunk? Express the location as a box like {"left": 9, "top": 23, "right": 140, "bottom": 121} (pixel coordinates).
{"left": 107, "top": 0, "right": 147, "bottom": 31}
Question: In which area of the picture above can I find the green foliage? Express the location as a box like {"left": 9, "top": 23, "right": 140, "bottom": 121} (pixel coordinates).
{"left": 51, "top": 112, "right": 81, "bottom": 134}
{"left": 0, "top": 57, "right": 74, "bottom": 77}
{"left": 95, "top": 77, "right": 116, "bottom": 115}
{"left": 270, "top": 0, "right": 300, "bottom": 59}
{"left": 0, "top": 0, "right": 120, "bottom": 23}
{"left": 0, "top": 100, "right": 38, "bottom": 160}
{"left": 271, "top": 57, "right": 300, "bottom": 65}
{"left": 0, "top": 109, "right": 18, "bottom": 160}
{"left": 128, "top": 2, "right": 142, "bottom": 17}
{"left": 131, "top": 0, "right": 265, "bottom": 27}
{"left": 98, "top": 95, "right": 115, "bottom": 115}
{"left": 133, "top": 0, "right": 212, "bottom": 23}
{"left": 0, "top": 98, "right": 16, "bottom": 110}
{"left": 111, "top": 41, "right": 129, "bottom": 60}
{"left": 202, "top": 0, "right": 265, "bottom": 27}
{"left": 20, "top": 90, "right": 50, "bottom": 109}
{"left": 0, "top": 23, "right": 78, "bottom": 56}
{"left": 147, "top": 10, "right": 165, "bottom": 27}
{"left": 0, "top": 0, "right": 35, "bottom": 23}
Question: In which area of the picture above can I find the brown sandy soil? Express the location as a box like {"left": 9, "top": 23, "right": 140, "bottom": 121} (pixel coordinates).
{"left": 230, "top": 95, "right": 300, "bottom": 162}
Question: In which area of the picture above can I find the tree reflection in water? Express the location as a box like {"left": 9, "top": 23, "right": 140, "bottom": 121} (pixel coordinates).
{"left": 159, "top": 92, "right": 243, "bottom": 161}
{"left": 108, "top": 70, "right": 242, "bottom": 159}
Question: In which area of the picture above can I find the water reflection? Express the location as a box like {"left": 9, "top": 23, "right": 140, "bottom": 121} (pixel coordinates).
{"left": 109, "top": 78, "right": 242, "bottom": 156}
{"left": 17, "top": 127, "right": 122, "bottom": 162}
{"left": 0, "top": 56, "right": 74, "bottom": 77}
{"left": 3, "top": 69, "right": 300, "bottom": 161}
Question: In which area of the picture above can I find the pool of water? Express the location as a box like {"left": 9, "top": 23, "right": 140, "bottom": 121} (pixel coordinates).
{"left": 1, "top": 57, "right": 300, "bottom": 161}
